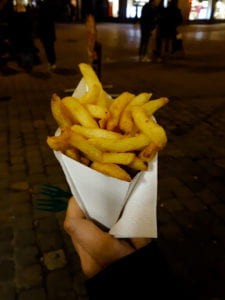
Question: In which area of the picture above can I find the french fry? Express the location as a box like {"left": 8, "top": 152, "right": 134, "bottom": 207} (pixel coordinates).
{"left": 51, "top": 94, "right": 73, "bottom": 128}
{"left": 88, "top": 134, "right": 150, "bottom": 152}
{"left": 48, "top": 63, "right": 168, "bottom": 181}
{"left": 71, "top": 125, "right": 124, "bottom": 139}
{"left": 119, "top": 92, "right": 151, "bottom": 134}
{"left": 97, "top": 90, "right": 114, "bottom": 108}
{"left": 47, "top": 129, "right": 70, "bottom": 151}
{"left": 84, "top": 104, "right": 109, "bottom": 119}
{"left": 131, "top": 106, "right": 167, "bottom": 149}
{"left": 102, "top": 152, "right": 135, "bottom": 165}
{"left": 80, "top": 156, "right": 90, "bottom": 166}
{"left": 64, "top": 148, "right": 80, "bottom": 161}
{"left": 91, "top": 161, "right": 132, "bottom": 182}
{"left": 62, "top": 96, "right": 99, "bottom": 128}
{"left": 139, "top": 143, "right": 159, "bottom": 162}
{"left": 143, "top": 97, "right": 169, "bottom": 116}
{"left": 78, "top": 63, "right": 102, "bottom": 90}
{"left": 106, "top": 92, "right": 135, "bottom": 131}
{"left": 78, "top": 84, "right": 101, "bottom": 104}
{"left": 128, "top": 157, "right": 148, "bottom": 171}
{"left": 69, "top": 130, "right": 103, "bottom": 162}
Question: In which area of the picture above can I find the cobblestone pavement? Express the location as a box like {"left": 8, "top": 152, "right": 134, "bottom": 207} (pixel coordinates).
{"left": 0, "top": 22, "right": 225, "bottom": 300}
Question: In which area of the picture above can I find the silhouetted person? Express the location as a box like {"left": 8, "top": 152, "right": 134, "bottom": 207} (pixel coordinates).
{"left": 8, "top": 1, "right": 40, "bottom": 71}
{"left": 139, "top": 0, "right": 158, "bottom": 63}
{"left": 0, "top": 0, "right": 10, "bottom": 68}
{"left": 36, "top": 0, "right": 59, "bottom": 69}
{"left": 157, "top": 0, "right": 183, "bottom": 60}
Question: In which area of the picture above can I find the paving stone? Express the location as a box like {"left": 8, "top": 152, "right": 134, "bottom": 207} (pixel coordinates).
{"left": 36, "top": 231, "right": 64, "bottom": 253}
{"left": 14, "top": 229, "right": 36, "bottom": 247}
{"left": 10, "top": 156, "right": 25, "bottom": 164}
{"left": 46, "top": 268, "right": 75, "bottom": 300}
{"left": 42, "top": 249, "right": 67, "bottom": 271}
{"left": 0, "top": 241, "right": 14, "bottom": 261}
{"left": 0, "top": 283, "right": 16, "bottom": 300}
{"left": 198, "top": 188, "right": 219, "bottom": 205}
{"left": 18, "top": 287, "right": 46, "bottom": 300}
{"left": 10, "top": 164, "right": 27, "bottom": 173}
{"left": 0, "top": 214, "right": 14, "bottom": 227}
{"left": 35, "top": 216, "right": 59, "bottom": 233}
{"left": 15, "top": 264, "right": 43, "bottom": 289}
{"left": 13, "top": 215, "right": 33, "bottom": 231}
{"left": 0, "top": 260, "right": 15, "bottom": 281}
{"left": 10, "top": 181, "right": 29, "bottom": 191}
{"left": 211, "top": 203, "right": 225, "bottom": 220}
{"left": 208, "top": 180, "right": 225, "bottom": 201}
{"left": 28, "top": 173, "right": 48, "bottom": 185}
{"left": 179, "top": 196, "right": 206, "bottom": 212}
{"left": 161, "top": 197, "right": 184, "bottom": 213}
{"left": 12, "top": 202, "right": 32, "bottom": 216}
{"left": 73, "top": 272, "right": 88, "bottom": 297}
{"left": 157, "top": 207, "right": 173, "bottom": 224}
{"left": 159, "top": 222, "right": 184, "bottom": 240}
{"left": 0, "top": 226, "right": 14, "bottom": 241}
{"left": 10, "top": 171, "right": 27, "bottom": 182}
{"left": 14, "top": 245, "right": 39, "bottom": 266}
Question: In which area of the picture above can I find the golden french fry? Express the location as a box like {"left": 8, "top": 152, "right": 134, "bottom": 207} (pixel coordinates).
{"left": 128, "top": 157, "right": 148, "bottom": 171}
{"left": 48, "top": 63, "right": 169, "bottom": 180}
{"left": 78, "top": 84, "right": 101, "bottom": 104}
{"left": 84, "top": 104, "right": 109, "bottom": 119}
{"left": 69, "top": 130, "right": 102, "bottom": 162}
{"left": 106, "top": 92, "right": 135, "bottom": 131}
{"left": 95, "top": 90, "right": 114, "bottom": 109}
{"left": 71, "top": 125, "right": 124, "bottom": 139}
{"left": 143, "top": 97, "right": 169, "bottom": 116}
{"left": 62, "top": 96, "right": 98, "bottom": 128}
{"left": 99, "top": 113, "right": 109, "bottom": 129}
{"left": 80, "top": 156, "right": 90, "bottom": 166}
{"left": 89, "top": 134, "right": 150, "bottom": 152}
{"left": 47, "top": 129, "right": 70, "bottom": 151}
{"left": 51, "top": 94, "right": 73, "bottom": 128}
{"left": 102, "top": 152, "right": 135, "bottom": 165}
{"left": 131, "top": 106, "right": 167, "bottom": 149}
{"left": 91, "top": 161, "right": 131, "bottom": 182}
{"left": 96, "top": 89, "right": 109, "bottom": 108}
{"left": 64, "top": 148, "right": 80, "bottom": 161}
{"left": 139, "top": 143, "right": 159, "bottom": 162}
{"left": 78, "top": 63, "right": 102, "bottom": 90}
{"left": 119, "top": 92, "right": 151, "bottom": 134}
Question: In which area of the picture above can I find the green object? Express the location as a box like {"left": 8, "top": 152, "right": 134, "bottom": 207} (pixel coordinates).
{"left": 34, "top": 184, "right": 72, "bottom": 212}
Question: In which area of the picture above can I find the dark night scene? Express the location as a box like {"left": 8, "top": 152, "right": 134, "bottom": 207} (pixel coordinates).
{"left": 0, "top": 0, "right": 225, "bottom": 299}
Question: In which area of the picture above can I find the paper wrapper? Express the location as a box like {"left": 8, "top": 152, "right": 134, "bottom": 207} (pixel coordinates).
{"left": 53, "top": 78, "right": 158, "bottom": 238}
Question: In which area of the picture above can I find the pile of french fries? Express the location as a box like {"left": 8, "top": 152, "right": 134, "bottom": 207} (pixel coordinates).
{"left": 47, "top": 63, "right": 169, "bottom": 182}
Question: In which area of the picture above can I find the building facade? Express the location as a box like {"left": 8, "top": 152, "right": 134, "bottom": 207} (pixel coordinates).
{"left": 16, "top": 0, "right": 225, "bottom": 22}
{"left": 96, "top": 0, "right": 225, "bottom": 22}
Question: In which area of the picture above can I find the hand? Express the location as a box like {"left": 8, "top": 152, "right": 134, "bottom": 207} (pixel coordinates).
{"left": 64, "top": 197, "right": 151, "bottom": 278}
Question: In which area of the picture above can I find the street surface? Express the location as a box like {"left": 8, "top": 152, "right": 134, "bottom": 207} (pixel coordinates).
{"left": 0, "top": 22, "right": 225, "bottom": 300}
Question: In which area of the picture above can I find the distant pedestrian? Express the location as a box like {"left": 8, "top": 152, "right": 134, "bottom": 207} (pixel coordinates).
{"left": 157, "top": 0, "right": 183, "bottom": 60}
{"left": 36, "top": 0, "right": 59, "bottom": 70}
{"left": 139, "top": 0, "right": 158, "bottom": 63}
{"left": 8, "top": 0, "right": 40, "bottom": 71}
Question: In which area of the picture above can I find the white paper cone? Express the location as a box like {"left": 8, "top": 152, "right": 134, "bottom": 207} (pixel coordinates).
{"left": 109, "top": 158, "right": 158, "bottom": 238}
{"left": 52, "top": 78, "right": 158, "bottom": 238}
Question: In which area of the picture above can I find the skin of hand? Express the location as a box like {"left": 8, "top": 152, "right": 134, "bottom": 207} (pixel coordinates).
{"left": 64, "top": 197, "right": 151, "bottom": 278}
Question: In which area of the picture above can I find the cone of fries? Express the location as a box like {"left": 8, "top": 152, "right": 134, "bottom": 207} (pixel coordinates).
{"left": 47, "top": 63, "right": 169, "bottom": 238}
